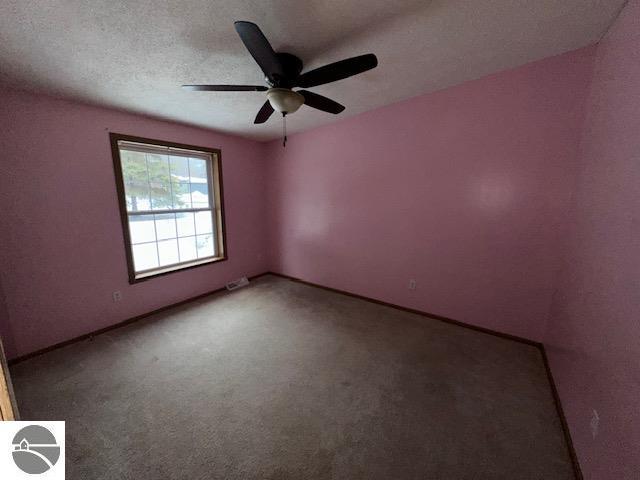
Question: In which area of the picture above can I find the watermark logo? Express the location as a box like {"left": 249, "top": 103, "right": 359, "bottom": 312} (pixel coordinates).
{"left": 0, "top": 421, "right": 65, "bottom": 478}
{"left": 12, "top": 425, "right": 60, "bottom": 474}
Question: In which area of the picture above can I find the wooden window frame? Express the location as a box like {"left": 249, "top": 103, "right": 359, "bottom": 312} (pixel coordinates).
{"left": 110, "top": 133, "right": 227, "bottom": 284}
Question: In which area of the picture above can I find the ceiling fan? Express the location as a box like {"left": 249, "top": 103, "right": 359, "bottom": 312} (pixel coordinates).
{"left": 182, "top": 21, "right": 378, "bottom": 126}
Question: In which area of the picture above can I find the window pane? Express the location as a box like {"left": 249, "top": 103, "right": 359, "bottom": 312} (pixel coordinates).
{"left": 121, "top": 150, "right": 150, "bottom": 212}
{"left": 172, "top": 182, "right": 191, "bottom": 209}
{"left": 176, "top": 212, "right": 195, "bottom": 237}
{"left": 189, "top": 158, "right": 208, "bottom": 184}
{"left": 190, "top": 183, "right": 210, "bottom": 208}
{"left": 196, "top": 234, "right": 215, "bottom": 258}
{"left": 129, "top": 215, "right": 156, "bottom": 244}
{"left": 158, "top": 239, "right": 179, "bottom": 266}
{"left": 195, "top": 211, "right": 213, "bottom": 235}
{"left": 147, "top": 153, "right": 172, "bottom": 210}
{"left": 155, "top": 213, "right": 176, "bottom": 240}
{"left": 147, "top": 153, "right": 170, "bottom": 182}
{"left": 178, "top": 236, "right": 197, "bottom": 262}
{"left": 121, "top": 150, "right": 147, "bottom": 176}
{"left": 126, "top": 192, "right": 151, "bottom": 211}
{"left": 169, "top": 156, "right": 190, "bottom": 183}
{"left": 132, "top": 242, "right": 158, "bottom": 271}
{"left": 150, "top": 185, "right": 174, "bottom": 210}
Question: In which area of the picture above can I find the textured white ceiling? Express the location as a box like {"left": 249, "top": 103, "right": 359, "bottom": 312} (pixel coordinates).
{"left": 0, "top": 0, "right": 626, "bottom": 140}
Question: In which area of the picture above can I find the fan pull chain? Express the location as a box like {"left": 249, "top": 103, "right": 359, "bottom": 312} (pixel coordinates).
{"left": 282, "top": 113, "right": 287, "bottom": 148}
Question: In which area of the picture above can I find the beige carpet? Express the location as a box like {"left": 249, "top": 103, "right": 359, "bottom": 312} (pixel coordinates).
{"left": 11, "top": 275, "right": 575, "bottom": 479}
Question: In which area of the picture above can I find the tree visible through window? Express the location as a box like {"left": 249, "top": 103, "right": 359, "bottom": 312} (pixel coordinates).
{"left": 110, "top": 134, "right": 226, "bottom": 282}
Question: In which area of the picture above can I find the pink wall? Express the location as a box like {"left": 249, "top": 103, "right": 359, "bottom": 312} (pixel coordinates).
{"left": 0, "top": 88, "right": 268, "bottom": 359}
{"left": 544, "top": 1, "right": 640, "bottom": 478}
{"left": 265, "top": 48, "right": 595, "bottom": 342}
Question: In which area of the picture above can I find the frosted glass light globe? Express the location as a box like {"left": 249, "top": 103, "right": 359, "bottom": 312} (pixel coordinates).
{"left": 267, "top": 88, "right": 304, "bottom": 114}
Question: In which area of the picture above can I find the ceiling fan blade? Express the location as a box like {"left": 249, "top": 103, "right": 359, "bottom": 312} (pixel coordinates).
{"left": 299, "top": 90, "right": 345, "bottom": 114}
{"left": 296, "top": 54, "right": 377, "bottom": 88}
{"left": 182, "top": 84, "right": 268, "bottom": 91}
{"left": 234, "top": 21, "right": 285, "bottom": 84}
{"left": 254, "top": 100, "right": 275, "bottom": 124}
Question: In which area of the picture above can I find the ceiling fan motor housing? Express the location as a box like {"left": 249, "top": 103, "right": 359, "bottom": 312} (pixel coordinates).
{"left": 267, "top": 88, "right": 304, "bottom": 114}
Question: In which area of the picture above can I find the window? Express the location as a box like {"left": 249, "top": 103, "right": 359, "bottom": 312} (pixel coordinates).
{"left": 110, "top": 133, "right": 226, "bottom": 282}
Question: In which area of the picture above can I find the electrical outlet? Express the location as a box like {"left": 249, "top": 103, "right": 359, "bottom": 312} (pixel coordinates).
{"left": 112, "top": 291, "right": 122, "bottom": 302}
{"left": 408, "top": 279, "right": 417, "bottom": 290}
{"left": 590, "top": 409, "right": 600, "bottom": 439}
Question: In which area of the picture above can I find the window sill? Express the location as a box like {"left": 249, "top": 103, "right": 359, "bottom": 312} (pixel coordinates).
{"left": 131, "top": 255, "right": 227, "bottom": 283}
